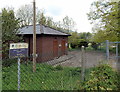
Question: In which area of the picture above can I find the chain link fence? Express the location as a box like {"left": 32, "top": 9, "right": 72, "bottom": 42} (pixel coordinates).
{"left": 2, "top": 51, "right": 82, "bottom": 90}
{"left": 2, "top": 44, "right": 120, "bottom": 91}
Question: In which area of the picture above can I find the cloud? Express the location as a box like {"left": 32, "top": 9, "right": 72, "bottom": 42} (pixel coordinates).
{"left": 0, "top": 0, "right": 95, "bottom": 32}
{"left": 46, "top": 6, "right": 63, "bottom": 16}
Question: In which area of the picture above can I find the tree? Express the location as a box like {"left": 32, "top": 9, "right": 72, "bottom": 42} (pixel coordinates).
{"left": 2, "top": 8, "right": 21, "bottom": 58}
{"left": 79, "top": 32, "right": 92, "bottom": 41}
{"left": 87, "top": 0, "right": 120, "bottom": 42}
{"left": 68, "top": 32, "right": 79, "bottom": 48}
{"left": 46, "top": 17, "right": 53, "bottom": 27}
{"left": 62, "top": 16, "right": 76, "bottom": 33}
{"left": 39, "top": 11, "right": 46, "bottom": 25}
{"left": 16, "top": 4, "right": 33, "bottom": 26}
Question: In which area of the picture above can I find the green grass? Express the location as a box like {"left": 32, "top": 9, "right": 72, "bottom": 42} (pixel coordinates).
{"left": 2, "top": 63, "right": 82, "bottom": 90}
{"left": 0, "top": 71, "right": 2, "bottom": 91}
{"left": 2, "top": 63, "right": 120, "bottom": 90}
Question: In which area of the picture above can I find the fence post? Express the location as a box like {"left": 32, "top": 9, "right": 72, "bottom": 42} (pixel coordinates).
{"left": 81, "top": 46, "right": 85, "bottom": 82}
{"left": 18, "top": 58, "right": 20, "bottom": 92}
{"left": 116, "top": 43, "right": 118, "bottom": 61}
{"left": 106, "top": 40, "right": 109, "bottom": 61}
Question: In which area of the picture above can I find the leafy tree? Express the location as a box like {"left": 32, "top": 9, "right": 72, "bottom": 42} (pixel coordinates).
{"left": 87, "top": 0, "right": 120, "bottom": 42}
{"left": 68, "top": 32, "right": 79, "bottom": 48}
{"left": 37, "top": 10, "right": 47, "bottom": 25}
{"left": 79, "top": 32, "right": 92, "bottom": 41}
{"left": 92, "top": 30, "right": 118, "bottom": 43}
{"left": 46, "top": 17, "right": 54, "bottom": 27}
{"left": 2, "top": 8, "right": 21, "bottom": 58}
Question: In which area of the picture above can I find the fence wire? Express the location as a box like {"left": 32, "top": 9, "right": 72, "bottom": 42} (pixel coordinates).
{"left": 2, "top": 52, "right": 82, "bottom": 90}
{"left": 2, "top": 45, "right": 120, "bottom": 91}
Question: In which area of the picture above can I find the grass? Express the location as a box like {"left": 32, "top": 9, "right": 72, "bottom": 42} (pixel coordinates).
{"left": 2, "top": 63, "right": 82, "bottom": 90}
{"left": 2, "top": 62, "right": 120, "bottom": 90}
{"left": 0, "top": 60, "right": 2, "bottom": 91}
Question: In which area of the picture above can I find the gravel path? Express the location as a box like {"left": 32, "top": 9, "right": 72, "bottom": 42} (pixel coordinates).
{"left": 46, "top": 50, "right": 120, "bottom": 71}
{"left": 55, "top": 50, "right": 106, "bottom": 68}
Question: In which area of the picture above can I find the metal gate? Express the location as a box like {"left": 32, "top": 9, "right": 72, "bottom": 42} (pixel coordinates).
{"left": 106, "top": 40, "right": 120, "bottom": 61}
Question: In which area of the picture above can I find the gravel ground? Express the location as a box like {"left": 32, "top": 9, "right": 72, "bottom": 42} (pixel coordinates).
{"left": 46, "top": 50, "right": 120, "bottom": 71}
{"left": 54, "top": 50, "right": 106, "bottom": 68}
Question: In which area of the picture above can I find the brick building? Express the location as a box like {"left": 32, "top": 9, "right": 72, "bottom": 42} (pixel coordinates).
{"left": 18, "top": 24, "right": 70, "bottom": 62}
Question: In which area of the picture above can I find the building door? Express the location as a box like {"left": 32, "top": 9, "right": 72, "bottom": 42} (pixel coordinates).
{"left": 53, "top": 40, "right": 58, "bottom": 57}
{"left": 61, "top": 40, "right": 66, "bottom": 55}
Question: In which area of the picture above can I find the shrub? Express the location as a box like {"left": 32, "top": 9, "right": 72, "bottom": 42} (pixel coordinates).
{"left": 2, "top": 58, "right": 17, "bottom": 67}
{"left": 78, "top": 41, "right": 88, "bottom": 49}
{"left": 71, "top": 43, "right": 78, "bottom": 49}
{"left": 82, "top": 64, "right": 119, "bottom": 90}
{"left": 91, "top": 42, "right": 99, "bottom": 50}
{"left": 70, "top": 67, "right": 81, "bottom": 76}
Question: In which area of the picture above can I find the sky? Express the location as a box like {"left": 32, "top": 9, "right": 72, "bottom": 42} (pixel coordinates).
{"left": 0, "top": 0, "right": 96, "bottom": 33}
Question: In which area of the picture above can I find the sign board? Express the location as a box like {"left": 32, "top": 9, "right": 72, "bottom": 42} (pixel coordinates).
{"left": 9, "top": 43, "right": 28, "bottom": 58}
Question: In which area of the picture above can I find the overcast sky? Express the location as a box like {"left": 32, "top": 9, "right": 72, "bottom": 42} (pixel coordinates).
{"left": 0, "top": 0, "right": 96, "bottom": 33}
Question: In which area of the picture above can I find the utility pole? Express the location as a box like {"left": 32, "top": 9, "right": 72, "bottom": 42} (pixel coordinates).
{"left": 33, "top": 0, "right": 36, "bottom": 72}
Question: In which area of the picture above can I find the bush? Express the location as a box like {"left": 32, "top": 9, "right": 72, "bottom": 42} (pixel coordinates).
{"left": 2, "top": 58, "right": 17, "bottom": 67}
{"left": 78, "top": 41, "right": 88, "bottom": 49}
{"left": 82, "top": 64, "right": 120, "bottom": 90}
{"left": 91, "top": 42, "right": 99, "bottom": 50}
{"left": 70, "top": 67, "right": 81, "bottom": 76}
{"left": 71, "top": 43, "right": 77, "bottom": 49}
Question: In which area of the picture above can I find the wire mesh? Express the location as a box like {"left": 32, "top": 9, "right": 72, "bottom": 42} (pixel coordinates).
{"left": 2, "top": 51, "right": 82, "bottom": 91}
{"left": 2, "top": 44, "right": 120, "bottom": 91}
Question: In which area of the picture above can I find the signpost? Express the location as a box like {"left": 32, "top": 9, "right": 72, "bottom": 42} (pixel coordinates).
{"left": 9, "top": 43, "right": 28, "bottom": 91}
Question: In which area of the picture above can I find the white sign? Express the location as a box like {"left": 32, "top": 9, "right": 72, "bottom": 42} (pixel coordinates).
{"left": 10, "top": 43, "right": 28, "bottom": 49}
{"left": 59, "top": 44, "right": 61, "bottom": 47}
{"left": 66, "top": 43, "right": 68, "bottom": 47}
{"left": 9, "top": 43, "right": 28, "bottom": 58}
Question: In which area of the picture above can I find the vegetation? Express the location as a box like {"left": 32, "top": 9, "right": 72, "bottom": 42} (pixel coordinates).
{"left": 16, "top": 5, "right": 76, "bottom": 33}
{"left": 2, "top": 63, "right": 120, "bottom": 90}
{"left": 2, "top": 8, "right": 22, "bottom": 58}
{"left": 69, "top": 32, "right": 92, "bottom": 49}
{"left": 82, "top": 64, "right": 120, "bottom": 90}
{"left": 2, "top": 63, "right": 81, "bottom": 90}
{"left": 87, "top": 0, "right": 120, "bottom": 42}
{"left": 87, "top": 0, "right": 120, "bottom": 53}
{"left": 16, "top": 4, "right": 33, "bottom": 26}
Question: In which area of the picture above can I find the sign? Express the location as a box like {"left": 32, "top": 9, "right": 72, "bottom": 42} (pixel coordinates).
{"left": 9, "top": 43, "right": 28, "bottom": 58}
{"left": 66, "top": 43, "right": 68, "bottom": 47}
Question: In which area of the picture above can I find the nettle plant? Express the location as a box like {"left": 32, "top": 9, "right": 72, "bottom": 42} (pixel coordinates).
{"left": 84, "top": 64, "right": 119, "bottom": 90}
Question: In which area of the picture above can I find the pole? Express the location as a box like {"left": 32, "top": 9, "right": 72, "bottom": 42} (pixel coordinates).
{"left": 33, "top": 0, "right": 36, "bottom": 72}
{"left": 116, "top": 43, "right": 118, "bottom": 61}
{"left": 81, "top": 46, "right": 85, "bottom": 82}
{"left": 106, "top": 40, "right": 109, "bottom": 61}
{"left": 18, "top": 58, "right": 20, "bottom": 92}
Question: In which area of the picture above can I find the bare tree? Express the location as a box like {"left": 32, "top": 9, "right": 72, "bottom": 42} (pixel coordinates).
{"left": 16, "top": 4, "right": 33, "bottom": 26}
{"left": 62, "top": 16, "right": 76, "bottom": 33}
